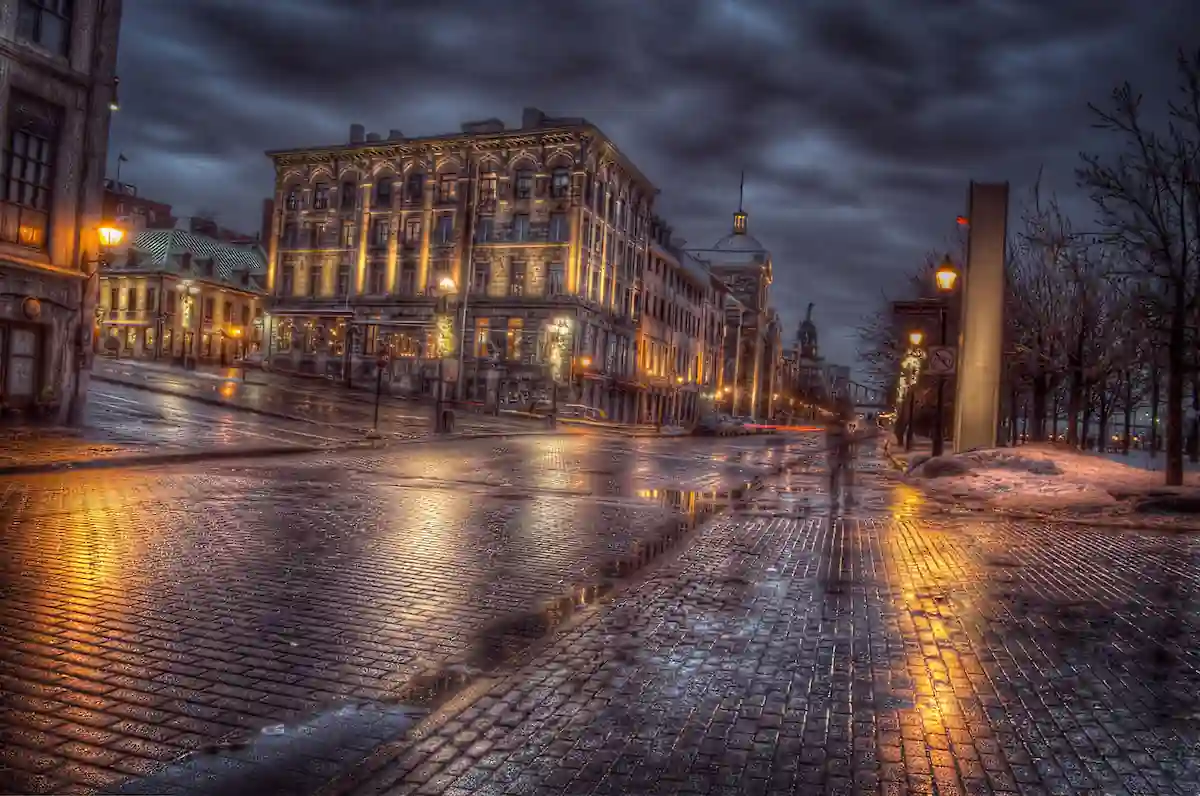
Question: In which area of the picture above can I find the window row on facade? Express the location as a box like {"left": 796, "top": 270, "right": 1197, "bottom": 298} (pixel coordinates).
{"left": 279, "top": 211, "right": 574, "bottom": 250}
{"left": 283, "top": 167, "right": 648, "bottom": 237}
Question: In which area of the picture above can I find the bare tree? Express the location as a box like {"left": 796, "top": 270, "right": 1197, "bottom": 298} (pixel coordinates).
{"left": 1009, "top": 186, "right": 1074, "bottom": 442}
{"left": 1078, "top": 50, "right": 1200, "bottom": 486}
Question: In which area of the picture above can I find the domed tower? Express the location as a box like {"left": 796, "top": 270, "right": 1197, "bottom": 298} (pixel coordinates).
{"left": 798, "top": 303, "right": 818, "bottom": 360}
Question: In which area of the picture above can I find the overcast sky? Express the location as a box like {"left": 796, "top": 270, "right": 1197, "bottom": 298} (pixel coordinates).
{"left": 108, "top": 0, "right": 1193, "bottom": 376}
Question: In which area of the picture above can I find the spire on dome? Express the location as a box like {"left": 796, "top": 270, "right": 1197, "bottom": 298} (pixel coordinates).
{"left": 732, "top": 170, "right": 747, "bottom": 235}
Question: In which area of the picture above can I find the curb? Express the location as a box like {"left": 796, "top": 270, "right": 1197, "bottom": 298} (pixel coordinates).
{"left": 0, "top": 430, "right": 575, "bottom": 478}
{"left": 0, "top": 444, "right": 326, "bottom": 477}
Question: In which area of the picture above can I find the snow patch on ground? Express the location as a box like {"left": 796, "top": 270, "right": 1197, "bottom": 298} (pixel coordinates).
{"left": 908, "top": 444, "right": 1200, "bottom": 512}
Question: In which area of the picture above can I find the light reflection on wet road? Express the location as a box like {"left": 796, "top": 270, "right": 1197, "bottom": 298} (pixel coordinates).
{"left": 0, "top": 433, "right": 816, "bottom": 794}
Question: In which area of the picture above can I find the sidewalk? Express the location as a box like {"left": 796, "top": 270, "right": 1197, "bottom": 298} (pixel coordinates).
{"left": 0, "top": 428, "right": 148, "bottom": 470}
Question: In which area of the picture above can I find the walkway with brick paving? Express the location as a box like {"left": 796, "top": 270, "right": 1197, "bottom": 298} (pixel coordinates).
{"left": 331, "top": 445, "right": 1200, "bottom": 796}
{"left": 0, "top": 434, "right": 798, "bottom": 795}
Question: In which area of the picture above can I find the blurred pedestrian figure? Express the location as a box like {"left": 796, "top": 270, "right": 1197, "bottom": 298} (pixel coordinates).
{"left": 826, "top": 391, "right": 858, "bottom": 503}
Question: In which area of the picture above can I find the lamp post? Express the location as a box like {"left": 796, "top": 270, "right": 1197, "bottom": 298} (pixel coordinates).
{"left": 230, "top": 327, "right": 245, "bottom": 380}
{"left": 175, "top": 279, "right": 201, "bottom": 369}
{"left": 434, "top": 276, "right": 456, "bottom": 433}
{"left": 549, "top": 316, "right": 571, "bottom": 427}
{"left": 89, "top": 224, "right": 124, "bottom": 355}
{"left": 932, "top": 255, "right": 959, "bottom": 457}
{"left": 368, "top": 353, "right": 389, "bottom": 439}
{"left": 906, "top": 329, "right": 924, "bottom": 451}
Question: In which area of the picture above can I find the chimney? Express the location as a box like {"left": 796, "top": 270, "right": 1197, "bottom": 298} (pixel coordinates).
{"left": 349, "top": 123, "right": 365, "bottom": 143}
{"left": 366, "top": 132, "right": 382, "bottom": 142}
{"left": 521, "top": 107, "right": 545, "bottom": 129}
{"left": 388, "top": 129, "right": 404, "bottom": 140}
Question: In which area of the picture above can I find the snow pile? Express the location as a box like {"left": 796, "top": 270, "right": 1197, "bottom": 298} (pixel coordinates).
{"left": 908, "top": 443, "right": 1200, "bottom": 512}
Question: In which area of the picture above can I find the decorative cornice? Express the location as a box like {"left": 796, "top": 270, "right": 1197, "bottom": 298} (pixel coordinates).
{"left": 267, "top": 123, "right": 659, "bottom": 196}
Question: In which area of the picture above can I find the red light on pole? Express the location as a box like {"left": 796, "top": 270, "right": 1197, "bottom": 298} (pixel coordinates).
{"left": 956, "top": 215, "right": 969, "bottom": 226}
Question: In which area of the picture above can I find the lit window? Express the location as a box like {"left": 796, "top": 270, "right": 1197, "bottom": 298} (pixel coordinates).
{"left": 0, "top": 91, "right": 59, "bottom": 250}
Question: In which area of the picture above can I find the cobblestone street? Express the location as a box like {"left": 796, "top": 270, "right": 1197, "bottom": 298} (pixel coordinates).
{"left": 4, "top": 435, "right": 1199, "bottom": 795}
{"left": 0, "top": 434, "right": 790, "bottom": 794}
{"left": 336, "top": 448, "right": 1200, "bottom": 796}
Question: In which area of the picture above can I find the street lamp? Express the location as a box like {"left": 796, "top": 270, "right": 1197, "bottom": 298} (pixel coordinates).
{"left": 436, "top": 276, "right": 473, "bottom": 401}
{"left": 433, "top": 277, "right": 458, "bottom": 433}
{"left": 935, "top": 255, "right": 958, "bottom": 292}
{"left": 97, "top": 225, "right": 124, "bottom": 248}
{"left": 904, "top": 330, "right": 925, "bottom": 452}
{"left": 230, "top": 327, "right": 245, "bottom": 380}
{"left": 88, "top": 223, "right": 125, "bottom": 355}
{"left": 175, "top": 280, "right": 202, "bottom": 369}
{"left": 549, "top": 316, "right": 572, "bottom": 426}
{"left": 930, "top": 255, "right": 959, "bottom": 457}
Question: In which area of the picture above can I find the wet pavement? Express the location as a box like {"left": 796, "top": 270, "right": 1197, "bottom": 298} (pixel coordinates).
{"left": 92, "top": 360, "right": 547, "bottom": 439}
{"left": 333, "top": 444, "right": 1200, "bottom": 796}
{"left": 6, "top": 435, "right": 1199, "bottom": 795}
{"left": 0, "top": 434, "right": 800, "bottom": 794}
{"left": 3, "top": 366, "right": 560, "bottom": 472}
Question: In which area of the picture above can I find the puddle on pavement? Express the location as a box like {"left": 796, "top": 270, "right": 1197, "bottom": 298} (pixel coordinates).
{"left": 113, "top": 701, "right": 419, "bottom": 796}
{"left": 461, "top": 482, "right": 755, "bottom": 672}
{"left": 115, "top": 479, "right": 758, "bottom": 796}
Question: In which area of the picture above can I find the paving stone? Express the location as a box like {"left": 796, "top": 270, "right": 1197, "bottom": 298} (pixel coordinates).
{"left": 1, "top": 434, "right": 777, "bottom": 793}
{"left": 342, "top": 442, "right": 1200, "bottom": 795}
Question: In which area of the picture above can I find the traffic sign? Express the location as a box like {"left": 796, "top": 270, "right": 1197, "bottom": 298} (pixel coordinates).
{"left": 927, "top": 346, "right": 956, "bottom": 375}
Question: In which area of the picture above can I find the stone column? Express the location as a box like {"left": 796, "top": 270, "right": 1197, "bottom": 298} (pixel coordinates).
{"left": 953, "top": 182, "right": 1009, "bottom": 452}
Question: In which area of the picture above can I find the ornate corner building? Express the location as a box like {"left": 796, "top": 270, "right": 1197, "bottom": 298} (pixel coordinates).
{"left": 0, "top": 0, "right": 122, "bottom": 421}
{"left": 264, "top": 108, "right": 657, "bottom": 422}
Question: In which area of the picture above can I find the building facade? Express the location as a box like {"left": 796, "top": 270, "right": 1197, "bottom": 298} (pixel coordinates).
{"left": 97, "top": 229, "right": 267, "bottom": 363}
{"left": 0, "top": 0, "right": 122, "bottom": 421}
{"left": 264, "top": 108, "right": 657, "bottom": 422}
{"left": 639, "top": 219, "right": 727, "bottom": 426}
{"left": 103, "top": 178, "right": 175, "bottom": 233}
{"left": 690, "top": 202, "right": 775, "bottom": 422}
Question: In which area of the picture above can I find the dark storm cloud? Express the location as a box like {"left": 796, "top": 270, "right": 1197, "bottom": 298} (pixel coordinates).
{"left": 110, "top": 0, "right": 1192, "bottom": 376}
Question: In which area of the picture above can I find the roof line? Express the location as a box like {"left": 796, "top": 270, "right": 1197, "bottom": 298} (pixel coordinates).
{"left": 266, "top": 122, "right": 660, "bottom": 195}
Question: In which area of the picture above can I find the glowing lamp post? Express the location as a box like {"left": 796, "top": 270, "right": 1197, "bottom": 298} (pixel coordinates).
{"left": 931, "top": 254, "right": 959, "bottom": 457}
{"left": 175, "top": 279, "right": 202, "bottom": 370}
{"left": 89, "top": 224, "right": 125, "bottom": 356}
{"left": 904, "top": 329, "right": 925, "bottom": 451}
{"left": 97, "top": 225, "right": 124, "bottom": 248}
{"left": 433, "top": 277, "right": 458, "bottom": 433}
{"left": 549, "top": 316, "right": 572, "bottom": 427}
